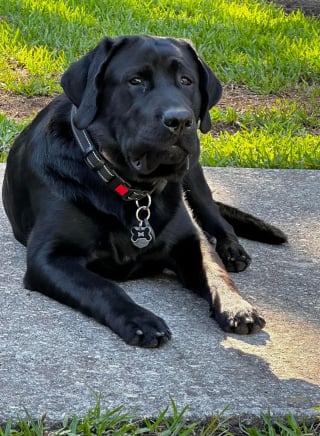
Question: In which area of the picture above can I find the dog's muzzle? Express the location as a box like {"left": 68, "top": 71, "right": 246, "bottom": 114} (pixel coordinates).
{"left": 129, "top": 145, "right": 188, "bottom": 175}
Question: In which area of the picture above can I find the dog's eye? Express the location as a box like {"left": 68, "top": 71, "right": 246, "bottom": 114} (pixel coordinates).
{"left": 129, "top": 77, "right": 143, "bottom": 85}
{"left": 180, "top": 76, "right": 193, "bottom": 86}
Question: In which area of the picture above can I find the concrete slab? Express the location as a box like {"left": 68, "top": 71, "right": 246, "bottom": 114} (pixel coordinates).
{"left": 0, "top": 164, "right": 319, "bottom": 424}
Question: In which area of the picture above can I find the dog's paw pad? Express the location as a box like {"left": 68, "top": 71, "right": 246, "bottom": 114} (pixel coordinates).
{"left": 118, "top": 309, "right": 172, "bottom": 348}
{"left": 128, "top": 326, "right": 171, "bottom": 348}
{"left": 215, "top": 240, "right": 251, "bottom": 273}
{"left": 215, "top": 309, "right": 266, "bottom": 335}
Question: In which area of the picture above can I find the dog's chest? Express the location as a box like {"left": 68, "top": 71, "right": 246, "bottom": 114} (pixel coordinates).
{"left": 97, "top": 230, "right": 140, "bottom": 265}
{"left": 91, "top": 220, "right": 163, "bottom": 263}
{"left": 88, "top": 225, "right": 168, "bottom": 281}
{"left": 86, "top": 194, "right": 184, "bottom": 275}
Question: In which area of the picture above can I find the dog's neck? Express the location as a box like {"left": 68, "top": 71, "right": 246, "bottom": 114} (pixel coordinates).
{"left": 70, "top": 105, "right": 166, "bottom": 201}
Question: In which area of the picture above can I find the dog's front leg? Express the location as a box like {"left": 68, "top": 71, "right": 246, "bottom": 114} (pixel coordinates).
{"left": 171, "top": 233, "right": 265, "bottom": 334}
{"left": 24, "top": 240, "right": 171, "bottom": 348}
{"left": 201, "top": 236, "right": 266, "bottom": 334}
{"left": 183, "top": 163, "right": 251, "bottom": 272}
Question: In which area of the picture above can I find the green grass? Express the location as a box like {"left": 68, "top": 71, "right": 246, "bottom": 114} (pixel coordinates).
{"left": 1, "top": 0, "right": 320, "bottom": 94}
{"left": 200, "top": 97, "right": 320, "bottom": 168}
{"left": 0, "top": 114, "right": 25, "bottom": 161}
{"left": 1, "top": 398, "right": 319, "bottom": 436}
{"left": 1, "top": 97, "right": 319, "bottom": 167}
{"left": 0, "top": 0, "right": 319, "bottom": 166}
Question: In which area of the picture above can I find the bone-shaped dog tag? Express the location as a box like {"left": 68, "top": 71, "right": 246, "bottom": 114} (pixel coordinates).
{"left": 131, "top": 220, "right": 155, "bottom": 248}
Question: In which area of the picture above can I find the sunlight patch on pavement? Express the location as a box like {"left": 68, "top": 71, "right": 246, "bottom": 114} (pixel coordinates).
{"left": 221, "top": 309, "right": 320, "bottom": 386}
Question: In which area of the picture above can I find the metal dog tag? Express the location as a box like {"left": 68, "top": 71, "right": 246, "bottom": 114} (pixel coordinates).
{"left": 131, "top": 219, "right": 155, "bottom": 248}
{"left": 131, "top": 194, "right": 155, "bottom": 249}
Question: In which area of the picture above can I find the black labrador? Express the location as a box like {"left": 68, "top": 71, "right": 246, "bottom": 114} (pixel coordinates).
{"left": 2, "top": 35, "right": 287, "bottom": 347}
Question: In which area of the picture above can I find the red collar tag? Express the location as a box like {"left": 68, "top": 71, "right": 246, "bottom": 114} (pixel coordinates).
{"left": 114, "top": 184, "right": 129, "bottom": 197}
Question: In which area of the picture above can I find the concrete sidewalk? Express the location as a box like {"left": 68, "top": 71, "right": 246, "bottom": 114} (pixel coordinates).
{"left": 1, "top": 164, "right": 319, "bottom": 425}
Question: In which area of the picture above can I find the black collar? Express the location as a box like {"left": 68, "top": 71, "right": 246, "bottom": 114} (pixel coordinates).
{"left": 70, "top": 105, "right": 166, "bottom": 201}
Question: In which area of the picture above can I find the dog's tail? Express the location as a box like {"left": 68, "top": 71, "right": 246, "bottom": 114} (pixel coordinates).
{"left": 217, "top": 202, "right": 287, "bottom": 244}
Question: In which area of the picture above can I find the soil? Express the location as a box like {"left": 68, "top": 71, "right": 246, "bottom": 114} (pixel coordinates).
{"left": 2, "top": 83, "right": 319, "bottom": 136}
{"left": 0, "top": 0, "right": 319, "bottom": 126}
{"left": 270, "top": 0, "right": 320, "bottom": 16}
{"left": 0, "top": 84, "right": 285, "bottom": 123}
{"left": 0, "top": 89, "right": 54, "bottom": 122}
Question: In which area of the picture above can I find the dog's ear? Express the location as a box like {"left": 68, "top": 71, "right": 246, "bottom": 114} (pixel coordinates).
{"left": 61, "top": 37, "right": 119, "bottom": 129}
{"left": 197, "top": 57, "right": 222, "bottom": 133}
{"left": 184, "top": 42, "right": 222, "bottom": 133}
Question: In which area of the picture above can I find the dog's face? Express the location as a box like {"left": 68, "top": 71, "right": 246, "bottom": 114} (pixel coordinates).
{"left": 61, "top": 36, "right": 222, "bottom": 184}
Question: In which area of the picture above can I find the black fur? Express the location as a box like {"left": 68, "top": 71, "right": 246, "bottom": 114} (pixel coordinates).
{"left": 2, "top": 36, "right": 284, "bottom": 347}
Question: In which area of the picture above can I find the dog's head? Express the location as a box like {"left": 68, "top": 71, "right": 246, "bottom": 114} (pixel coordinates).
{"left": 61, "top": 35, "right": 221, "bottom": 184}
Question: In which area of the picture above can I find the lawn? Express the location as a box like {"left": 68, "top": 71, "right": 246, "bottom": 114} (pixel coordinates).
{"left": 0, "top": 0, "right": 319, "bottom": 167}
{"left": 1, "top": 396, "right": 319, "bottom": 435}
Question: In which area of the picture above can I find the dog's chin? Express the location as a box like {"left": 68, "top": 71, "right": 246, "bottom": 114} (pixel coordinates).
{"left": 102, "top": 147, "right": 190, "bottom": 185}
{"left": 141, "top": 159, "right": 189, "bottom": 183}
{"left": 126, "top": 145, "right": 190, "bottom": 181}
{"left": 129, "top": 154, "right": 190, "bottom": 184}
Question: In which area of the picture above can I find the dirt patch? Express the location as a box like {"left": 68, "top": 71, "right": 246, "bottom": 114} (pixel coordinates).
{"left": 0, "top": 89, "right": 55, "bottom": 122}
{"left": 270, "top": 0, "right": 320, "bottom": 16}
{"left": 218, "top": 84, "right": 283, "bottom": 111}
{"left": 0, "top": 84, "right": 286, "bottom": 123}
{"left": 1, "top": 84, "right": 319, "bottom": 137}
{"left": 0, "top": 85, "right": 292, "bottom": 139}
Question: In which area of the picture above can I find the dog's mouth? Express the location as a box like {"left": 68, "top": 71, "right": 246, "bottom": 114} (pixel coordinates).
{"left": 128, "top": 145, "right": 188, "bottom": 177}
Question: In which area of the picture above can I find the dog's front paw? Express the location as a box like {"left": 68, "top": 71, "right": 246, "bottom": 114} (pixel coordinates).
{"left": 113, "top": 306, "right": 172, "bottom": 348}
{"left": 215, "top": 238, "right": 251, "bottom": 273}
{"left": 213, "top": 306, "right": 266, "bottom": 334}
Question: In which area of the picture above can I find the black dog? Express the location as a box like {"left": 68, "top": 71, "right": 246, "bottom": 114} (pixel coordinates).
{"left": 2, "top": 35, "right": 286, "bottom": 347}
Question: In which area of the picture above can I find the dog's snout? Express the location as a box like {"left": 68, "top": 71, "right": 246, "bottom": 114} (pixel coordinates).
{"left": 162, "top": 108, "right": 193, "bottom": 133}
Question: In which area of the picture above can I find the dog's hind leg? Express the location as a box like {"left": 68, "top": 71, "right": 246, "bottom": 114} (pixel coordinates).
{"left": 216, "top": 202, "right": 287, "bottom": 244}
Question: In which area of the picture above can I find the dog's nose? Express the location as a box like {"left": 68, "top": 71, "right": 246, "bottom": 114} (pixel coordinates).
{"left": 162, "top": 108, "right": 193, "bottom": 134}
